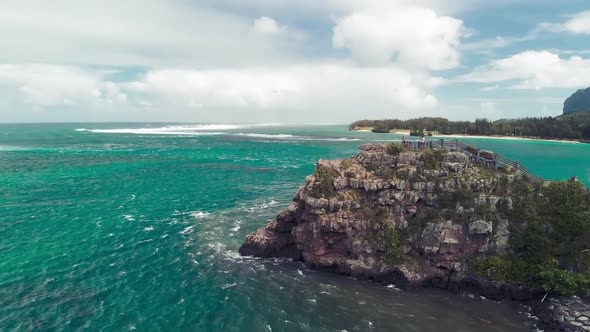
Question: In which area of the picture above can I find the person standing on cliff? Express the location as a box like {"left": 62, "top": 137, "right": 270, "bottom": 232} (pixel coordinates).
{"left": 419, "top": 135, "right": 425, "bottom": 150}
{"left": 402, "top": 136, "right": 406, "bottom": 148}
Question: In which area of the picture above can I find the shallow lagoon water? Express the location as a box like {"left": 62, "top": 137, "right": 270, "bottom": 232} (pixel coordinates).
{"left": 1, "top": 123, "right": 588, "bottom": 331}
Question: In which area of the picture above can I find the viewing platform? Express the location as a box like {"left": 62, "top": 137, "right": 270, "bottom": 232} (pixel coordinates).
{"left": 403, "top": 138, "right": 544, "bottom": 182}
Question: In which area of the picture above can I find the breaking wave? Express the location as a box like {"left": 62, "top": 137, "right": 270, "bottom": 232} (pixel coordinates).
{"left": 236, "top": 133, "right": 360, "bottom": 142}
{"left": 76, "top": 124, "right": 278, "bottom": 135}
{"left": 75, "top": 126, "right": 359, "bottom": 142}
{"left": 0, "top": 145, "right": 24, "bottom": 151}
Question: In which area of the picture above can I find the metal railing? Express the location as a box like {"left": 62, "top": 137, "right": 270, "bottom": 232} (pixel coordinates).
{"left": 402, "top": 138, "right": 544, "bottom": 182}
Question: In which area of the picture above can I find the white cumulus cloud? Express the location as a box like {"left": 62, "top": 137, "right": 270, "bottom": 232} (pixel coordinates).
{"left": 0, "top": 64, "right": 126, "bottom": 107}
{"left": 126, "top": 64, "right": 440, "bottom": 121}
{"left": 0, "top": 0, "right": 293, "bottom": 67}
{"left": 253, "top": 16, "right": 288, "bottom": 35}
{"left": 539, "top": 11, "right": 590, "bottom": 35}
{"left": 460, "top": 50, "right": 590, "bottom": 90}
{"left": 332, "top": 6, "right": 465, "bottom": 69}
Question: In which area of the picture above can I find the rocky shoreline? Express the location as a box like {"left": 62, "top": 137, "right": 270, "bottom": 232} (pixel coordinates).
{"left": 240, "top": 143, "right": 589, "bottom": 331}
{"left": 534, "top": 298, "right": 590, "bottom": 331}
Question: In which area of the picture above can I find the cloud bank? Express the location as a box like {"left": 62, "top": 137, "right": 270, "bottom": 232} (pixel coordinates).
{"left": 1, "top": 0, "right": 590, "bottom": 122}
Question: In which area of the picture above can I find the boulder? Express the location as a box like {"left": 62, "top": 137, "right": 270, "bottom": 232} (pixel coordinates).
{"left": 469, "top": 220, "right": 493, "bottom": 235}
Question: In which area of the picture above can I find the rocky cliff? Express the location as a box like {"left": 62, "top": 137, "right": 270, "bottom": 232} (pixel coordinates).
{"left": 564, "top": 87, "right": 590, "bottom": 114}
{"left": 240, "top": 144, "right": 542, "bottom": 296}
{"left": 240, "top": 143, "right": 590, "bottom": 330}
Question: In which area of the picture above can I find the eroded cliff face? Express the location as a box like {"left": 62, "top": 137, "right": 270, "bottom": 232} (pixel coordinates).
{"left": 240, "top": 144, "right": 533, "bottom": 294}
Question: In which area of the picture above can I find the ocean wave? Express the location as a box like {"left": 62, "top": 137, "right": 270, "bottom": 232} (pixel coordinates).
{"left": 236, "top": 133, "right": 360, "bottom": 142}
{"left": 75, "top": 124, "right": 279, "bottom": 135}
{"left": 245, "top": 200, "right": 280, "bottom": 213}
{"left": 77, "top": 128, "right": 226, "bottom": 136}
{"left": 0, "top": 145, "right": 23, "bottom": 151}
{"left": 76, "top": 126, "right": 359, "bottom": 142}
{"left": 190, "top": 211, "right": 212, "bottom": 219}
{"left": 236, "top": 133, "right": 295, "bottom": 139}
{"left": 322, "top": 137, "right": 360, "bottom": 142}
{"left": 179, "top": 225, "right": 196, "bottom": 235}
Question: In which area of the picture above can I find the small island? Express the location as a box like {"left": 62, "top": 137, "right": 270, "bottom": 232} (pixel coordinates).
{"left": 241, "top": 143, "right": 590, "bottom": 331}
{"left": 349, "top": 111, "right": 590, "bottom": 143}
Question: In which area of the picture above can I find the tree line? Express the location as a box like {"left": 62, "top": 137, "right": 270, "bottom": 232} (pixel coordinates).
{"left": 349, "top": 111, "right": 590, "bottom": 140}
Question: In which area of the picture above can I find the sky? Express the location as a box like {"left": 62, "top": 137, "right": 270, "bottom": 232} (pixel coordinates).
{"left": 1, "top": 0, "right": 590, "bottom": 123}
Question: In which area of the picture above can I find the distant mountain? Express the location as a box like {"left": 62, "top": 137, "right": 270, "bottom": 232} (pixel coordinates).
{"left": 564, "top": 87, "right": 590, "bottom": 114}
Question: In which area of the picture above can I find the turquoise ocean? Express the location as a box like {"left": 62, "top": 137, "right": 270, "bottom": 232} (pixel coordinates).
{"left": 1, "top": 123, "right": 589, "bottom": 331}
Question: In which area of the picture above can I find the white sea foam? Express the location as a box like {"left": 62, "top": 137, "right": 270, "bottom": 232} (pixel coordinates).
{"left": 75, "top": 123, "right": 278, "bottom": 135}
{"left": 79, "top": 128, "right": 226, "bottom": 136}
{"left": 0, "top": 145, "right": 23, "bottom": 151}
{"left": 237, "top": 133, "right": 360, "bottom": 142}
{"left": 245, "top": 200, "right": 280, "bottom": 212}
{"left": 75, "top": 125, "right": 363, "bottom": 142}
{"left": 190, "top": 211, "right": 212, "bottom": 219}
{"left": 179, "top": 225, "right": 196, "bottom": 235}
{"left": 237, "top": 133, "right": 295, "bottom": 139}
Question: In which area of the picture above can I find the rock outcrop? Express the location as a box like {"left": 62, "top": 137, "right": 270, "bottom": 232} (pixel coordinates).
{"left": 564, "top": 87, "right": 590, "bottom": 114}
{"left": 533, "top": 298, "right": 590, "bottom": 331}
{"left": 241, "top": 144, "right": 533, "bottom": 292}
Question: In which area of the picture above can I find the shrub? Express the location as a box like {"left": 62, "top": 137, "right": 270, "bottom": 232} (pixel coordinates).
{"left": 365, "top": 163, "right": 378, "bottom": 173}
{"left": 340, "top": 159, "right": 352, "bottom": 170}
{"left": 422, "top": 148, "right": 446, "bottom": 170}
{"left": 386, "top": 142, "right": 404, "bottom": 156}
{"left": 406, "top": 205, "right": 441, "bottom": 234}
{"left": 474, "top": 204, "right": 493, "bottom": 220}
{"left": 470, "top": 256, "right": 535, "bottom": 285}
{"left": 376, "top": 222, "right": 404, "bottom": 265}
{"left": 376, "top": 166, "right": 396, "bottom": 180}
{"left": 494, "top": 175, "right": 511, "bottom": 195}
{"left": 344, "top": 170, "right": 357, "bottom": 179}
{"left": 372, "top": 126, "right": 390, "bottom": 133}
{"left": 307, "top": 165, "right": 339, "bottom": 198}
{"left": 508, "top": 181, "right": 590, "bottom": 269}
{"left": 473, "top": 180, "right": 590, "bottom": 297}
{"left": 538, "top": 268, "right": 590, "bottom": 297}
{"left": 452, "top": 188, "right": 476, "bottom": 207}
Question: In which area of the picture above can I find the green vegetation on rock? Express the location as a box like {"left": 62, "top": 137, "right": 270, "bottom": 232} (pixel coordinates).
{"left": 422, "top": 148, "right": 446, "bottom": 170}
{"left": 376, "top": 223, "right": 404, "bottom": 265}
{"left": 308, "top": 165, "right": 339, "bottom": 198}
{"left": 386, "top": 142, "right": 404, "bottom": 156}
{"left": 471, "top": 256, "right": 533, "bottom": 285}
{"left": 340, "top": 160, "right": 352, "bottom": 170}
{"left": 473, "top": 181, "right": 590, "bottom": 296}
